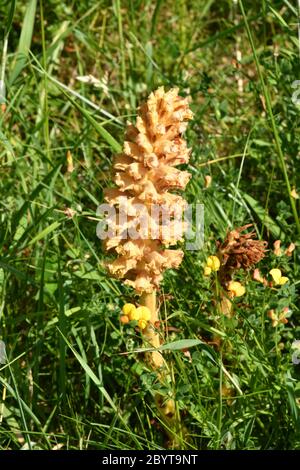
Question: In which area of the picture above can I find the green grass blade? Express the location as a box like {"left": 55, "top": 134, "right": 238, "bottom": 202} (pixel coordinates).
{"left": 28, "top": 221, "right": 61, "bottom": 246}
{"left": 4, "top": 0, "right": 16, "bottom": 36}
{"left": 9, "top": 0, "right": 38, "bottom": 85}
{"left": 63, "top": 91, "right": 122, "bottom": 153}
{"left": 57, "top": 260, "right": 66, "bottom": 401}
{"left": 58, "top": 328, "right": 118, "bottom": 412}
{"left": 239, "top": 0, "right": 300, "bottom": 236}
{"left": 242, "top": 192, "right": 282, "bottom": 239}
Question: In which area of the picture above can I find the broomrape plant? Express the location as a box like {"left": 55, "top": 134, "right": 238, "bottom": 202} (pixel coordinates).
{"left": 103, "top": 87, "right": 193, "bottom": 442}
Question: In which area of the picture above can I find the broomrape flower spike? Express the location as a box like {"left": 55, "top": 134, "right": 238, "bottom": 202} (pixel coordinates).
{"left": 104, "top": 87, "right": 193, "bottom": 369}
{"left": 217, "top": 224, "right": 267, "bottom": 277}
{"left": 104, "top": 87, "right": 193, "bottom": 294}
{"left": 269, "top": 268, "right": 289, "bottom": 286}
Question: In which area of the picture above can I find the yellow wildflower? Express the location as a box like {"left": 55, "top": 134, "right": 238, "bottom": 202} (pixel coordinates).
{"left": 136, "top": 306, "right": 151, "bottom": 329}
{"left": 136, "top": 306, "right": 151, "bottom": 322}
{"left": 269, "top": 268, "right": 288, "bottom": 286}
{"left": 204, "top": 255, "right": 220, "bottom": 275}
{"left": 204, "top": 266, "right": 212, "bottom": 276}
{"left": 206, "top": 255, "right": 220, "bottom": 271}
{"left": 268, "top": 307, "right": 289, "bottom": 327}
{"left": 138, "top": 318, "right": 148, "bottom": 330}
{"left": 120, "top": 315, "right": 129, "bottom": 324}
{"left": 121, "top": 304, "right": 152, "bottom": 329}
{"left": 291, "top": 188, "right": 299, "bottom": 199}
{"left": 122, "top": 303, "right": 136, "bottom": 316}
{"left": 128, "top": 309, "right": 141, "bottom": 322}
{"left": 228, "top": 281, "right": 245, "bottom": 297}
{"left": 204, "top": 175, "right": 212, "bottom": 188}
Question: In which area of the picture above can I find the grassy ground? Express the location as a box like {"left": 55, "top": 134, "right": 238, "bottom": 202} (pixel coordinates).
{"left": 0, "top": 0, "right": 299, "bottom": 450}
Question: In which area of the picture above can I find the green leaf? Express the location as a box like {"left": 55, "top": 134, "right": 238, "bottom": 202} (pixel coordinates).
{"left": 4, "top": 0, "right": 16, "bottom": 36}
{"left": 131, "top": 339, "right": 203, "bottom": 354}
{"left": 286, "top": 380, "right": 299, "bottom": 424}
{"left": 0, "top": 129, "right": 15, "bottom": 159}
{"left": 12, "top": 164, "right": 61, "bottom": 232}
{"left": 28, "top": 221, "right": 61, "bottom": 246}
{"left": 269, "top": 6, "right": 290, "bottom": 29}
{"left": 0, "top": 260, "right": 31, "bottom": 282}
{"left": 58, "top": 329, "right": 118, "bottom": 412}
{"left": 160, "top": 339, "right": 202, "bottom": 351}
{"left": 9, "top": 0, "right": 37, "bottom": 85}
{"left": 0, "top": 374, "right": 41, "bottom": 426}
{"left": 242, "top": 192, "right": 282, "bottom": 238}
{"left": 61, "top": 89, "right": 122, "bottom": 153}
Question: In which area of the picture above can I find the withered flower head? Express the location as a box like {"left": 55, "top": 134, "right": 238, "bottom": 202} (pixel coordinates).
{"left": 217, "top": 224, "right": 267, "bottom": 285}
{"left": 104, "top": 87, "right": 193, "bottom": 293}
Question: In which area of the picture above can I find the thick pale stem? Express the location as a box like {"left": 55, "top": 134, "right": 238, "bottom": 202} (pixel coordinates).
{"left": 219, "top": 293, "right": 233, "bottom": 318}
{"left": 140, "top": 291, "right": 181, "bottom": 446}
{"left": 140, "top": 291, "right": 164, "bottom": 368}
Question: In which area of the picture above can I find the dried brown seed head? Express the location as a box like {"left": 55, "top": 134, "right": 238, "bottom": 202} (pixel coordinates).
{"left": 217, "top": 224, "right": 268, "bottom": 285}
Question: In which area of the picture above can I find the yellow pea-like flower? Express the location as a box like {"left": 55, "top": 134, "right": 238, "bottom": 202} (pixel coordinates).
{"left": 128, "top": 309, "right": 141, "bottom": 321}
{"left": 206, "top": 255, "right": 220, "bottom": 272}
{"left": 228, "top": 281, "right": 246, "bottom": 297}
{"left": 138, "top": 318, "right": 148, "bottom": 330}
{"left": 120, "top": 315, "right": 129, "bottom": 324}
{"left": 162, "top": 398, "right": 176, "bottom": 416}
{"left": 122, "top": 303, "right": 136, "bottom": 316}
{"left": 204, "top": 266, "right": 212, "bottom": 276}
{"left": 136, "top": 306, "right": 151, "bottom": 321}
{"left": 269, "top": 268, "right": 288, "bottom": 286}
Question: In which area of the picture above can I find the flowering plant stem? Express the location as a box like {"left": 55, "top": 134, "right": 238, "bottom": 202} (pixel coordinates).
{"left": 140, "top": 291, "right": 164, "bottom": 368}
{"left": 140, "top": 291, "right": 183, "bottom": 447}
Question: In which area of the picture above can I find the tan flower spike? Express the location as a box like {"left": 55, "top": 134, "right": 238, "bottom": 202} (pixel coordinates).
{"left": 104, "top": 87, "right": 193, "bottom": 294}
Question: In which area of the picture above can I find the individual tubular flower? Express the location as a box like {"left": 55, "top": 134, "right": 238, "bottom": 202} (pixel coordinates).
{"left": 253, "top": 268, "right": 267, "bottom": 285}
{"left": 273, "top": 240, "right": 282, "bottom": 256}
{"left": 268, "top": 307, "right": 289, "bottom": 327}
{"left": 285, "top": 243, "right": 295, "bottom": 257}
{"left": 204, "top": 175, "right": 212, "bottom": 188}
{"left": 104, "top": 87, "right": 193, "bottom": 294}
